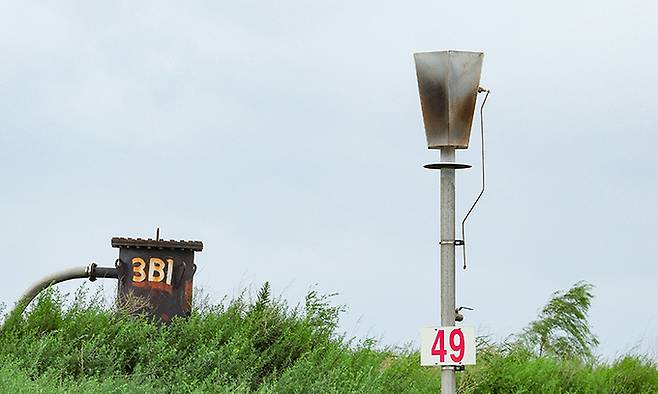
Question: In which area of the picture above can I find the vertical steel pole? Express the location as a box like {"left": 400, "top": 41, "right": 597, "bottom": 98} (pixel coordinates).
{"left": 440, "top": 147, "right": 456, "bottom": 394}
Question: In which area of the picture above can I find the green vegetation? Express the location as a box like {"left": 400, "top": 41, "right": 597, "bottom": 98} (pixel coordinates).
{"left": 0, "top": 282, "right": 655, "bottom": 393}
{"left": 517, "top": 281, "right": 599, "bottom": 362}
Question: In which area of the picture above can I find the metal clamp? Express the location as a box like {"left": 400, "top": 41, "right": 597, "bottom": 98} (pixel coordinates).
{"left": 441, "top": 365, "right": 465, "bottom": 372}
{"left": 439, "top": 240, "right": 464, "bottom": 246}
{"left": 86, "top": 262, "right": 98, "bottom": 282}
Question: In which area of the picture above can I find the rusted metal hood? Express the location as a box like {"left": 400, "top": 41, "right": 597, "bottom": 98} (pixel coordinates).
{"left": 414, "top": 50, "right": 484, "bottom": 149}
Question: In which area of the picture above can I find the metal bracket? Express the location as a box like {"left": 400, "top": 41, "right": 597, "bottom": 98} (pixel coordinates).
{"left": 115, "top": 259, "right": 125, "bottom": 282}
{"left": 173, "top": 261, "right": 187, "bottom": 288}
{"left": 439, "top": 240, "right": 464, "bottom": 246}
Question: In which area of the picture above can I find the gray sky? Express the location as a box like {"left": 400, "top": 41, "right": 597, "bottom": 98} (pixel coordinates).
{"left": 1, "top": 1, "right": 656, "bottom": 360}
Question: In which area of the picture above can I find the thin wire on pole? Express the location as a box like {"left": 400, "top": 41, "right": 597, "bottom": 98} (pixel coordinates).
{"left": 461, "top": 90, "right": 490, "bottom": 270}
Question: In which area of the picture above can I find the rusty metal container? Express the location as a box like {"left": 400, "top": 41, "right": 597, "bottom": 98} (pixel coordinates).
{"left": 414, "top": 50, "right": 484, "bottom": 149}
{"left": 112, "top": 237, "right": 203, "bottom": 322}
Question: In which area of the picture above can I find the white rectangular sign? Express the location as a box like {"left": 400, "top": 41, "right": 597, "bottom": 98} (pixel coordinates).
{"left": 420, "top": 326, "right": 476, "bottom": 366}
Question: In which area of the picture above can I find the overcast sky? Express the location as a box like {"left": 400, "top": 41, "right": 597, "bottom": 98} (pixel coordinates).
{"left": 1, "top": 1, "right": 656, "bottom": 361}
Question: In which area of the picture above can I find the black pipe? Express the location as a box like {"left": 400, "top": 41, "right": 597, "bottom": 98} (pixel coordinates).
{"left": 7, "top": 263, "right": 118, "bottom": 319}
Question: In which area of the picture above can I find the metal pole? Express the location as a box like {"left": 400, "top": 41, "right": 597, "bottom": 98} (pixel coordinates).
{"left": 440, "top": 147, "right": 456, "bottom": 394}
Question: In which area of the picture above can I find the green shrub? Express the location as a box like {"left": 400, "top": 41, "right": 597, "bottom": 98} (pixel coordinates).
{"left": 517, "top": 281, "right": 599, "bottom": 362}
{"left": 0, "top": 284, "right": 438, "bottom": 393}
{"left": 0, "top": 283, "right": 655, "bottom": 393}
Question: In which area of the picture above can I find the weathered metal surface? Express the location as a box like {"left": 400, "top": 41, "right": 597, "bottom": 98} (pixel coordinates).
{"left": 414, "top": 50, "right": 483, "bottom": 149}
{"left": 112, "top": 237, "right": 203, "bottom": 251}
{"left": 440, "top": 147, "right": 457, "bottom": 393}
{"left": 112, "top": 237, "right": 203, "bottom": 322}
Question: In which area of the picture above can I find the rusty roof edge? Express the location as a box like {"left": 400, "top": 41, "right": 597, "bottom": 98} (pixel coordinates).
{"left": 111, "top": 237, "right": 204, "bottom": 251}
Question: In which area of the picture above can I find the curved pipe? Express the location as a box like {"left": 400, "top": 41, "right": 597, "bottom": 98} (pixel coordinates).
{"left": 9, "top": 263, "right": 118, "bottom": 319}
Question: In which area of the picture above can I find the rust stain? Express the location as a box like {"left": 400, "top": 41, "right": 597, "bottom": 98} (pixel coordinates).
{"left": 184, "top": 281, "right": 193, "bottom": 312}
{"left": 132, "top": 280, "right": 173, "bottom": 294}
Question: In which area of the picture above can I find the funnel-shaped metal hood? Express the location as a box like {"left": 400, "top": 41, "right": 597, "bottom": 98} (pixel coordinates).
{"left": 414, "top": 50, "right": 484, "bottom": 149}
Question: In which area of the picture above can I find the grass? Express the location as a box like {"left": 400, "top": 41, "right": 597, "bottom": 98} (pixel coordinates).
{"left": 460, "top": 342, "right": 658, "bottom": 393}
{"left": 0, "top": 284, "right": 655, "bottom": 393}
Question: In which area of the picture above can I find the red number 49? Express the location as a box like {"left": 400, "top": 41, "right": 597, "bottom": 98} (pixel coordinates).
{"left": 431, "top": 328, "right": 465, "bottom": 363}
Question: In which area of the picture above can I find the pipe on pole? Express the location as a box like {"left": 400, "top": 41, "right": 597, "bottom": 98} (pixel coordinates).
{"left": 8, "top": 263, "right": 118, "bottom": 319}
{"left": 440, "top": 147, "right": 457, "bottom": 394}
